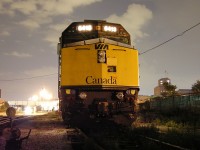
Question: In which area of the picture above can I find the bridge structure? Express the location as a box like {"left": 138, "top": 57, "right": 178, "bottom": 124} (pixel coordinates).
{"left": 7, "top": 99, "right": 59, "bottom": 111}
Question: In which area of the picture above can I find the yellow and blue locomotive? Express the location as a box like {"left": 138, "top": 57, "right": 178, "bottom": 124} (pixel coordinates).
{"left": 57, "top": 20, "right": 139, "bottom": 122}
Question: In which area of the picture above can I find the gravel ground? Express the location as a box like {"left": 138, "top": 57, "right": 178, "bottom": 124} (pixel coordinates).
{"left": 16, "top": 112, "right": 72, "bottom": 150}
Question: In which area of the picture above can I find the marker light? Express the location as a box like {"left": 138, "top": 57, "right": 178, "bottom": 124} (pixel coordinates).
{"left": 77, "top": 25, "right": 92, "bottom": 31}
{"left": 65, "top": 89, "right": 75, "bottom": 95}
{"left": 66, "top": 89, "right": 71, "bottom": 94}
{"left": 126, "top": 89, "right": 136, "bottom": 95}
{"left": 104, "top": 26, "right": 117, "bottom": 32}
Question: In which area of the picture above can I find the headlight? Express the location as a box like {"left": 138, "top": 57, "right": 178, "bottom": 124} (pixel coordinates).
{"left": 98, "top": 50, "right": 106, "bottom": 63}
{"left": 116, "top": 92, "right": 124, "bottom": 100}
{"left": 77, "top": 25, "right": 92, "bottom": 31}
{"left": 79, "top": 92, "right": 87, "bottom": 99}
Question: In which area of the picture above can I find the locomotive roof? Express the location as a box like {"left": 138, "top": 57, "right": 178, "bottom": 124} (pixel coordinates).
{"left": 62, "top": 20, "right": 128, "bottom": 35}
{"left": 61, "top": 20, "right": 131, "bottom": 45}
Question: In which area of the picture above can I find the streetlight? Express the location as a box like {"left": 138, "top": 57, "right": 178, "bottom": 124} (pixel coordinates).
{"left": 39, "top": 88, "right": 52, "bottom": 100}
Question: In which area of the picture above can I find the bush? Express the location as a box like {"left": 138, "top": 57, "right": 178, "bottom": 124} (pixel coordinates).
{"left": 0, "top": 101, "right": 9, "bottom": 112}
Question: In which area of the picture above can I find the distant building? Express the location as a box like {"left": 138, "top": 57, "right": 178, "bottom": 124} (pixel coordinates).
{"left": 154, "top": 78, "right": 171, "bottom": 96}
{"left": 177, "top": 89, "right": 193, "bottom": 95}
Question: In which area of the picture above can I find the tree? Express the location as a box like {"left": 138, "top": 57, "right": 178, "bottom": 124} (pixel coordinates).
{"left": 0, "top": 101, "right": 9, "bottom": 112}
{"left": 192, "top": 80, "right": 200, "bottom": 93}
{"left": 162, "top": 82, "right": 177, "bottom": 96}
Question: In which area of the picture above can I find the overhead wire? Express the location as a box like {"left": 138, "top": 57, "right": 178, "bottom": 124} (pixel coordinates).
{"left": 0, "top": 73, "right": 57, "bottom": 82}
{"left": 139, "top": 21, "right": 200, "bottom": 55}
{"left": 0, "top": 18, "right": 75, "bottom": 82}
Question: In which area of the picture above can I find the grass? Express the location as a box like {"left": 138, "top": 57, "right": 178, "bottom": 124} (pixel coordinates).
{"left": 131, "top": 111, "right": 200, "bottom": 149}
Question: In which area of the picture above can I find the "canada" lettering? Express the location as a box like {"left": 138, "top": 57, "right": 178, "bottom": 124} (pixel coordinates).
{"left": 86, "top": 76, "right": 117, "bottom": 84}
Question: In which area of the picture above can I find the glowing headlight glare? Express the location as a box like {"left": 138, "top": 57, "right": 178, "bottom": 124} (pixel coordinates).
{"left": 79, "top": 92, "right": 87, "bottom": 99}
{"left": 77, "top": 25, "right": 92, "bottom": 31}
{"left": 86, "top": 25, "right": 92, "bottom": 31}
{"left": 104, "top": 26, "right": 117, "bottom": 32}
{"left": 116, "top": 92, "right": 124, "bottom": 100}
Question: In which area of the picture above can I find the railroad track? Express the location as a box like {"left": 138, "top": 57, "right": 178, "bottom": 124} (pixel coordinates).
{"left": 0, "top": 117, "right": 11, "bottom": 125}
{"left": 66, "top": 113, "right": 193, "bottom": 150}
{"left": 139, "top": 135, "right": 190, "bottom": 150}
{"left": 0, "top": 116, "right": 31, "bottom": 129}
{"left": 66, "top": 128, "right": 105, "bottom": 150}
{"left": 66, "top": 114, "right": 139, "bottom": 150}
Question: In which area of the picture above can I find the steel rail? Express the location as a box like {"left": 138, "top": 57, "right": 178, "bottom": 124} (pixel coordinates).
{"left": 139, "top": 135, "right": 190, "bottom": 150}
{"left": 0, "top": 116, "right": 31, "bottom": 127}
